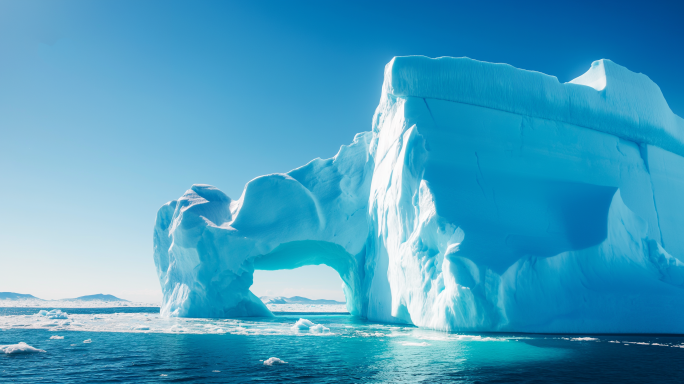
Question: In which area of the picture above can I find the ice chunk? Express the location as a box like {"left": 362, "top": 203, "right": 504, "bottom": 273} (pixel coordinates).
{"left": 49, "top": 335, "right": 64, "bottom": 340}
{"left": 153, "top": 56, "right": 684, "bottom": 334}
{"left": 401, "top": 342, "right": 430, "bottom": 346}
{"left": 290, "top": 318, "right": 330, "bottom": 333}
{"left": 0, "top": 342, "right": 46, "bottom": 354}
{"left": 37, "top": 309, "right": 68, "bottom": 319}
{"left": 263, "top": 357, "right": 287, "bottom": 366}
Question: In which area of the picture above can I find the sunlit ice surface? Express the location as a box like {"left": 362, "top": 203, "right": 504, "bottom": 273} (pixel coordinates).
{"left": 2, "top": 307, "right": 684, "bottom": 382}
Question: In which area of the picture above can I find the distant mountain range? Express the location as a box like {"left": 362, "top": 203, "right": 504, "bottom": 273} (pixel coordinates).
{"left": 64, "top": 294, "right": 129, "bottom": 302}
{"left": 0, "top": 292, "right": 41, "bottom": 300}
{"left": 260, "top": 296, "right": 345, "bottom": 305}
{"left": 0, "top": 292, "right": 128, "bottom": 302}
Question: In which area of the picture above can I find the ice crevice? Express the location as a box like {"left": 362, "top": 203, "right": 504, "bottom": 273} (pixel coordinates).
{"left": 638, "top": 144, "right": 666, "bottom": 247}
{"left": 154, "top": 56, "right": 684, "bottom": 333}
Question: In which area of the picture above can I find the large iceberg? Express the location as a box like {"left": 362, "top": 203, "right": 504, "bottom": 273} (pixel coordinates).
{"left": 154, "top": 56, "right": 684, "bottom": 333}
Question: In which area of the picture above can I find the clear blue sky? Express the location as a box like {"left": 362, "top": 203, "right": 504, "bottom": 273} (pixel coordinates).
{"left": 1, "top": 0, "right": 682, "bottom": 302}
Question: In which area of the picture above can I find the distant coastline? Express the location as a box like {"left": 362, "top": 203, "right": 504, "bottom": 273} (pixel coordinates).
{"left": 260, "top": 296, "right": 345, "bottom": 305}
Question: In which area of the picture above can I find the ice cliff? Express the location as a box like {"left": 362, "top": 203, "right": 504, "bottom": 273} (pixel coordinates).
{"left": 154, "top": 56, "right": 684, "bottom": 333}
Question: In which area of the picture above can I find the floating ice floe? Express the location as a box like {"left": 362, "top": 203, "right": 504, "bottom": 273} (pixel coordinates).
{"left": 561, "top": 337, "right": 600, "bottom": 342}
{"left": 37, "top": 309, "right": 68, "bottom": 319}
{"left": 401, "top": 342, "right": 430, "bottom": 346}
{"left": 263, "top": 357, "right": 287, "bottom": 366}
{"left": 49, "top": 335, "right": 64, "bottom": 340}
{"left": 0, "top": 342, "right": 45, "bottom": 354}
{"left": 0, "top": 299, "right": 158, "bottom": 308}
{"left": 291, "top": 318, "right": 330, "bottom": 334}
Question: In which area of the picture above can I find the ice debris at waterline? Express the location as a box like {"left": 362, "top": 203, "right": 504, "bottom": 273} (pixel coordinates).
{"left": 291, "top": 318, "right": 330, "bottom": 333}
{"left": 0, "top": 342, "right": 45, "bottom": 354}
{"left": 153, "top": 56, "right": 684, "bottom": 333}
{"left": 37, "top": 309, "right": 68, "bottom": 319}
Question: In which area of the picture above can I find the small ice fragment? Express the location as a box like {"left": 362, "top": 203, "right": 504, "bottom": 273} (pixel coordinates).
{"left": 401, "top": 342, "right": 430, "bottom": 346}
{"left": 212, "top": 370, "right": 221, "bottom": 373}
{"left": 309, "top": 324, "right": 330, "bottom": 333}
{"left": 37, "top": 309, "right": 68, "bottom": 320}
{"left": 0, "top": 342, "right": 46, "bottom": 354}
{"left": 263, "top": 357, "right": 287, "bottom": 366}
{"left": 49, "top": 336, "right": 64, "bottom": 340}
{"left": 291, "top": 318, "right": 329, "bottom": 333}
{"left": 160, "top": 374, "right": 168, "bottom": 376}
{"left": 83, "top": 339, "right": 92, "bottom": 343}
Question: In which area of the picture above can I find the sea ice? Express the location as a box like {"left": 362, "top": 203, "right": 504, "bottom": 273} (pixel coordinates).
{"left": 153, "top": 56, "right": 684, "bottom": 333}
{"left": 401, "top": 342, "right": 430, "bottom": 346}
{"left": 0, "top": 342, "right": 45, "bottom": 354}
{"left": 38, "top": 309, "right": 68, "bottom": 319}
{"left": 290, "top": 318, "right": 330, "bottom": 333}
{"left": 263, "top": 357, "right": 287, "bottom": 366}
{"left": 49, "top": 335, "right": 64, "bottom": 340}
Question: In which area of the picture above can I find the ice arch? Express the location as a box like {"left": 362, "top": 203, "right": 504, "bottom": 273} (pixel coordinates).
{"left": 253, "top": 241, "right": 361, "bottom": 312}
{"left": 153, "top": 131, "right": 374, "bottom": 318}
{"left": 154, "top": 56, "right": 684, "bottom": 333}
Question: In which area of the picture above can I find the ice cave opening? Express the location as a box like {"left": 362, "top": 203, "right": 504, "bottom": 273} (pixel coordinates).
{"left": 251, "top": 264, "right": 345, "bottom": 303}
{"left": 251, "top": 240, "right": 360, "bottom": 311}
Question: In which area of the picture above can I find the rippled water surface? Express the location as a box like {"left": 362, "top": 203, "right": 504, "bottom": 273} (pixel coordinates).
{"left": 2, "top": 307, "right": 684, "bottom": 383}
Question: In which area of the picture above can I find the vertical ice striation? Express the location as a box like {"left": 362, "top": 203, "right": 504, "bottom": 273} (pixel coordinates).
{"left": 154, "top": 56, "right": 684, "bottom": 333}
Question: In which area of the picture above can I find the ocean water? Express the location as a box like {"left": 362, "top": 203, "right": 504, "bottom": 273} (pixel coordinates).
{"left": 2, "top": 307, "right": 684, "bottom": 383}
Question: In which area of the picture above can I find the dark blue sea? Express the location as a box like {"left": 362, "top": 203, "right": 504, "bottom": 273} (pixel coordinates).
{"left": 2, "top": 307, "right": 684, "bottom": 383}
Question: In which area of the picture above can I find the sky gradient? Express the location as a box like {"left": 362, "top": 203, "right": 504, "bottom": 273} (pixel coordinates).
{"left": 1, "top": 0, "right": 682, "bottom": 302}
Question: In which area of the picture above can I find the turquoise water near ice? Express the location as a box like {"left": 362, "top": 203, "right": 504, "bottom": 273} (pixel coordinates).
{"left": 2, "top": 307, "right": 684, "bottom": 383}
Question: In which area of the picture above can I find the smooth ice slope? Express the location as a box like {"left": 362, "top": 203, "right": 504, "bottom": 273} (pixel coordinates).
{"left": 154, "top": 56, "right": 684, "bottom": 333}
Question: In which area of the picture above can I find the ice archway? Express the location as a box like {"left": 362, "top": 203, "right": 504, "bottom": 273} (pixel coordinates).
{"left": 154, "top": 56, "right": 684, "bottom": 333}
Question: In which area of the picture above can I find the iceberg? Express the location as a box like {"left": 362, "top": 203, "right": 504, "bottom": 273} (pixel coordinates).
{"left": 153, "top": 56, "right": 684, "bottom": 333}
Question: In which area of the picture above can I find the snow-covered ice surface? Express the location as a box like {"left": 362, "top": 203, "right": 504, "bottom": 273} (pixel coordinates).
{"left": 266, "top": 304, "right": 348, "bottom": 313}
{"left": 0, "top": 308, "right": 512, "bottom": 342}
{"left": 4, "top": 308, "right": 684, "bottom": 352}
{"left": 0, "top": 299, "right": 158, "bottom": 308}
{"left": 154, "top": 56, "right": 684, "bottom": 333}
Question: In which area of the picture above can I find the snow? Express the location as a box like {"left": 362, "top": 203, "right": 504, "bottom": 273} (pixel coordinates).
{"left": 266, "top": 303, "right": 348, "bottom": 313}
{"left": 153, "top": 56, "right": 684, "bottom": 333}
{"left": 0, "top": 342, "right": 45, "bottom": 354}
{"left": 0, "top": 299, "right": 156, "bottom": 308}
{"left": 260, "top": 296, "right": 344, "bottom": 305}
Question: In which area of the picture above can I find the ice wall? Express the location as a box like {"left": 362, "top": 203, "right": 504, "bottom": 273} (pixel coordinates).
{"left": 154, "top": 56, "right": 684, "bottom": 333}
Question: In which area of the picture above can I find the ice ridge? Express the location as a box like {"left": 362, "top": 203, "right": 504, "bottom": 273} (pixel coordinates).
{"left": 384, "top": 56, "right": 684, "bottom": 157}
